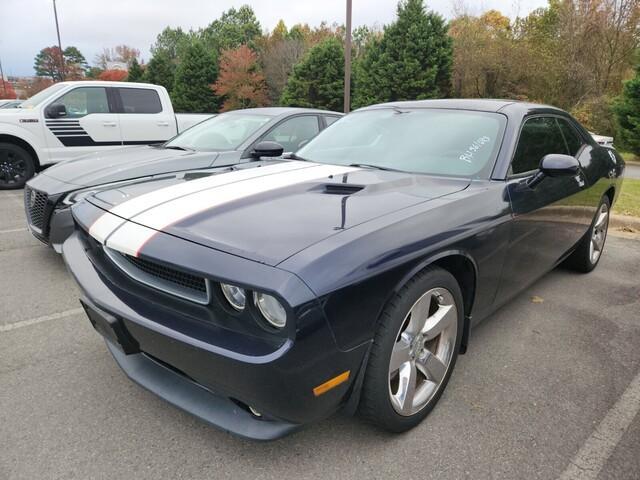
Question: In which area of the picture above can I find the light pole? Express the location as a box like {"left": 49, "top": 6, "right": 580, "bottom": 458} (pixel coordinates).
{"left": 0, "top": 56, "right": 6, "bottom": 97}
{"left": 344, "top": 0, "right": 352, "bottom": 113}
{"left": 52, "top": 0, "right": 65, "bottom": 80}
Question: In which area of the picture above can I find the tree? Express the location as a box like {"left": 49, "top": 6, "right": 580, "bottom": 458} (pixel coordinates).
{"left": 172, "top": 42, "right": 219, "bottom": 113}
{"left": 614, "top": 65, "right": 640, "bottom": 154}
{"left": 280, "top": 37, "right": 344, "bottom": 111}
{"left": 34, "top": 46, "right": 88, "bottom": 81}
{"left": 353, "top": 0, "right": 452, "bottom": 108}
{"left": 201, "top": 5, "right": 262, "bottom": 52}
{"left": 144, "top": 52, "right": 175, "bottom": 93}
{"left": 151, "top": 26, "right": 193, "bottom": 61}
{"left": 0, "top": 81, "right": 17, "bottom": 99}
{"left": 98, "top": 69, "right": 128, "bottom": 81}
{"left": 127, "top": 58, "right": 144, "bottom": 82}
{"left": 212, "top": 45, "right": 269, "bottom": 111}
{"left": 63, "top": 46, "right": 89, "bottom": 80}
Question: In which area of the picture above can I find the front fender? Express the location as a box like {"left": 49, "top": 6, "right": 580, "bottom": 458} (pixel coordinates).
{"left": 0, "top": 122, "right": 46, "bottom": 165}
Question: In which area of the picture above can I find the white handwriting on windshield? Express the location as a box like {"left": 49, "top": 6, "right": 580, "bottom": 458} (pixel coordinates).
{"left": 459, "top": 136, "right": 491, "bottom": 164}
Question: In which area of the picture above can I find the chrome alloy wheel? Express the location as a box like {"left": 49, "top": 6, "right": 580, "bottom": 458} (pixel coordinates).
{"left": 388, "top": 287, "right": 458, "bottom": 416}
{"left": 589, "top": 202, "right": 609, "bottom": 264}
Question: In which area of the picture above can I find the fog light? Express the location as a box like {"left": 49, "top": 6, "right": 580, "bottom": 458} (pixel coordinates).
{"left": 220, "top": 283, "right": 246, "bottom": 311}
{"left": 254, "top": 292, "right": 286, "bottom": 328}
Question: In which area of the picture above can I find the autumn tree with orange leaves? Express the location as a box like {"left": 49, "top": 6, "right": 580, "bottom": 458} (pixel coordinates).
{"left": 212, "top": 45, "right": 269, "bottom": 112}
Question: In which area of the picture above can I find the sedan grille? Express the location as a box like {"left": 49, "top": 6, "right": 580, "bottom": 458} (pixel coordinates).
{"left": 104, "top": 247, "right": 210, "bottom": 305}
{"left": 24, "top": 186, "right": 49, "bottom": 233}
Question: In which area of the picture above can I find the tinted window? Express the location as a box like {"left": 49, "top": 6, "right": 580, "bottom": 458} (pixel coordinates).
{"left": 261, "top": 116, "right": 320, "bottom": 152}
{"left": 557, "top": 118, "right": 584, "bottom": 156}
{"left": 324, "top": 115, "right": 340, "bottom": 126}
{"left": 511, "top": 117, "right": 568, "bottom": 174}
{"left": 297, "top": 108, "right": 506, "bottom": 177}
{"left": 53, "top": 87, "right": 110, "bottom": 118}
{"left": 118, "top": 88, "right": 162, "bottom": 114}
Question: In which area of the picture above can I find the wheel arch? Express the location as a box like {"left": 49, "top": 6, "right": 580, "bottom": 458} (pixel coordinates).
{"left": 0, "top": 134, "right": 41, "bottom": 170}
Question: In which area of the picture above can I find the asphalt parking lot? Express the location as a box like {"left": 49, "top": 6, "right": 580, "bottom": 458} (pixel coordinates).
{"left": 1, "top": 188, "right": 639, "bottom": 480}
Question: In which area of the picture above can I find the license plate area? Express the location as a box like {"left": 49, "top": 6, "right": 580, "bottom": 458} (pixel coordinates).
{"left": 80, "top": 298, "right": 140, "bottom": 354}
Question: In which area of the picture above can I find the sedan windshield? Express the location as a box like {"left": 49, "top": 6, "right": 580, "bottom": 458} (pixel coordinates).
{"left": 166, "top": 113, "right": 272, "bottom": 151}
{"left": 296, "top": 108, "right": 506, "bottom": 177}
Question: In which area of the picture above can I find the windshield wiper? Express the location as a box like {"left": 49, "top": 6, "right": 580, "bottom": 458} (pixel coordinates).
{"left": 165, "top": 145, "right": 194, "bottom": 151}
{"left": 349, "top": 163, "right": 405, "bottom": 172}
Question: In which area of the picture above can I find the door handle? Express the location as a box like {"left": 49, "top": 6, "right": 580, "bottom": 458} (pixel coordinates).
{"left": 157, "top": 121, "right": 170, "bottom": 127}
{"left": 102, "top": 122, "right": 117, "bottom": 127}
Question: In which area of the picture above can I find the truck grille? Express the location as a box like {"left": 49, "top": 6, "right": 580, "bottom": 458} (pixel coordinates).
{"left": 104, "top": 247, "right": 210, "bottom": 305}
{"left": 24, "top": 186, "right": 49, "bottom": 233}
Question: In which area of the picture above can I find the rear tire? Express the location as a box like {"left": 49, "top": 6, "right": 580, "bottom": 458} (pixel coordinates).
{"left": 0, "top": 142, "right": 35, "bottom": 189}
{"left": 564, "top": 196, "right": 610, "bottom": 273}
{"left": 359, "top": 266, "right": 463, "bottom": 433}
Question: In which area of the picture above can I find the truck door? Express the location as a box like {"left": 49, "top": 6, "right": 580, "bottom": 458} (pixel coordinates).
{"left": 44, "top": 86, "right": 122, "bottom": 162}
{"left": 114, "top": 87, "right": 177, "bottom": 145}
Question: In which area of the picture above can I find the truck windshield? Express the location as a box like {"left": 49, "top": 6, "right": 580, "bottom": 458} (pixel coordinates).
{"left": 166, "top": 112, "right": 272, "bottom": 151}
{"left": 20, "top": 83, "right": 68, "bottom": 109}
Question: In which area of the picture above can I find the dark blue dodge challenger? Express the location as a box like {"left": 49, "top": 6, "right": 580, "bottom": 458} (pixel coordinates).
{"left": 63, "top": 99, "right": 624, "bottom": 440}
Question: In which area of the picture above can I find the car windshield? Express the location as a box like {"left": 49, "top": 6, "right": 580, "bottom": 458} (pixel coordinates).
{"left": 296, "top": 108, "right": 507, "bottom": 177}
{"left": 165, "top": 112, "right": 272, "bottom": 152}
{"left": 19, "top": 83, "right": 68, "bottom": 109}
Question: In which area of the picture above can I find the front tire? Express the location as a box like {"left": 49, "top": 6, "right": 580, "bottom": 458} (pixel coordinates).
{"left": 565, "top": 196, "right": 610, "bottom": 273}
{"left": 359, "top": 266, "right": 463, "bottom": 433}
{"left": 0, "top": 142, "right": 35, "bottom": 189}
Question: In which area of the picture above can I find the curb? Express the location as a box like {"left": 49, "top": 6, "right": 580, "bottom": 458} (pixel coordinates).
{"left": 610, "top": 214, "right": 640, "bottom": 232}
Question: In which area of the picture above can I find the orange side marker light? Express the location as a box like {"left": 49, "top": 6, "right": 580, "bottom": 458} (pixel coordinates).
{"left": 313, "top": 370, "right": 350, "bottom": 397}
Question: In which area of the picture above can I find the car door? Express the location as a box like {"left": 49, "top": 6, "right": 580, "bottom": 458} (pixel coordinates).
{"left": 495, "top": 115, "right": 590, "bottom": 304}
{"left": 258, "top": 115, "right": 321, "bottom": 154}
{"left": 115, "top": 87, "right": 177, "bottom": 145}
{"left": 44, "top": 86, "right": 122, "bottom": 162}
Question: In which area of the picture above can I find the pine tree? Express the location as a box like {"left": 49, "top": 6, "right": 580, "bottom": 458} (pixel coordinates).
{"left": 280, "top": 37, "right": 344, "bottom": 111}
{"left": 172, "top": 42, "right": 220, "bottom": 113}
{"left": 353, "top": 0, "right": 452, "bottom": 108}
{"left": 143, "top": 52, "right": 175, "bottom": 94}
{"left": 614, "top": 66, "right": 640, "bottom": 155}
{"left": 127, "top": 58, "right": 144, "bottom": 82}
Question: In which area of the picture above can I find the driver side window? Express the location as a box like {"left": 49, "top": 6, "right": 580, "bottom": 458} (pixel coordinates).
{"left": 511, "top": 117, "right": 568, "bottom": 175}
{"left": 261, "top": 116, "right": 320, "bottom": 153}
{"left": 53, "top": 87, "right": 110, "bottom": 119}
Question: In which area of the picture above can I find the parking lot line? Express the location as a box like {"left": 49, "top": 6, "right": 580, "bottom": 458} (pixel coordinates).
{"left": 0, "top": 227, "right": 27, "bottom": 234}
{"left": 558, "top": 370, "right": 640, "bottom": 480}
{"left": 0, "top": 308, "right": 84, "bottom": 333}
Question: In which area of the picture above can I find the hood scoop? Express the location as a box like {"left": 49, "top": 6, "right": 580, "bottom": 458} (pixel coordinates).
{"left": 320, "top": 183, "right": 365, "bottom": 195}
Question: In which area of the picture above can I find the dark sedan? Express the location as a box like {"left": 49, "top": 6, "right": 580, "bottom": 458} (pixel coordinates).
{"left": 63, "top": 99, "right": 624, "bottom": 440}
{"left": 24, "top": 107, "right": 341, "bottom": 251}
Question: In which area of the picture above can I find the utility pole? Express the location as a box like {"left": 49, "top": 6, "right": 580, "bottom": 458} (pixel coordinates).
{"left": 52, "top": 0, "right": 65, "bottom": 80}
{"left": 344, "top": 0, "right": 352, "bottom": 113}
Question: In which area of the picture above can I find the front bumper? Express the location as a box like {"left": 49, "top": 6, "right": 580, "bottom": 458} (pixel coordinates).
{"left": 62, "top": 231, "right": 369, "bottom": 439}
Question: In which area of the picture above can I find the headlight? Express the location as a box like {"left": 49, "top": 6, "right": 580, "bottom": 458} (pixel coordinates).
{"left": 220, "top": 283, "right": 246, "bottom": 311}
{"left": 254, "top": 292, "right": 286, "bottom": 328}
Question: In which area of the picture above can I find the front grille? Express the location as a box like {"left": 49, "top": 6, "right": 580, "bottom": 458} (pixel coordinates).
{"left": 104, "top": 247, "right": 210, "bottom": 304}
{"left": 24, "top": 186, "right": 49, "bottom": 232}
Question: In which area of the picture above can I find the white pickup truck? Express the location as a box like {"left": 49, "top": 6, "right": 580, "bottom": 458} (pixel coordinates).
{"left": 0, "top": 81, "right": 214, "bottom": 188}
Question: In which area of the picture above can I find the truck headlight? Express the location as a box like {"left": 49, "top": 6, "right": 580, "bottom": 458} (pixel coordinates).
{"left": 254, "top": 292, "right": 286, "bottom": 328}
{"left": 220, "top": 283, "right": 246, "bottom": 311}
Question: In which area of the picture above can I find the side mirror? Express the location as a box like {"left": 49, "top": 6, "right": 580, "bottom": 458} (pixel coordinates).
{"left": 527, "top": 154, "right": 580, "bottom": 188}
{"left": 45, "top": 103, "right": 67, "bottom": 119}
{"left": 251, "top": 141, "right": 284, "bottom": 158}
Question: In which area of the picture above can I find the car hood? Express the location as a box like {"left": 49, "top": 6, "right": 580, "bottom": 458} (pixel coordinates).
{"left": 85, "top": 160, "right": 470, "bottom": 266}
{"left": 41, "top": 146, "right": 221, "bottom": 187}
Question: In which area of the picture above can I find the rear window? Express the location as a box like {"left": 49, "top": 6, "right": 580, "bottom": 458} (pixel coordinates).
{"left": 118, "top": 88, "right": 162, "bottom": 114}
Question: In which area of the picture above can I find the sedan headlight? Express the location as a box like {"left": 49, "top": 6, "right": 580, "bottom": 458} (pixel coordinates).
{"left": 254, "top": 292, "right": 286, "bottom": 328}
{"left": 220, "top": 283, "right": 246, "bottom": 311}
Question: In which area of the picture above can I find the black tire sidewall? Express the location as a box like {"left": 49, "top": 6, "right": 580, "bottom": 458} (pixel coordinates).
{"left": 360, "top": 266, "right": 464, "bottom": 432}
{"left": 0, "top": 142, "right": 35, "bottom": 189}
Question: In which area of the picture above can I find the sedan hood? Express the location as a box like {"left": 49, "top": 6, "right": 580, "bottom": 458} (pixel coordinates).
{"left": 41, "top": 146, "right": 219, "bottom": 187}
{"left": 86, "top": 160, "right": 469, "bottom": 265}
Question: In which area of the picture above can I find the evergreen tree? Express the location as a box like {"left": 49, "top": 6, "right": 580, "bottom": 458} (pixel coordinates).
{"left": 143, "top": 52, "right": 175, "bottom": 94}
{"left": 614, "top": 65, "right": 640, "bottom": 155}
{"left": 172, "top": 42, "right": 219, "bottom": 113}
{"left": 353, "top": 0, "right": 452, "bottom": 108}
{"left": 201, "top": 5, "right": 262, "bottom": 52}
{"left": 280, "top": 37, "right": 344, "bottom": 111}
{"left": 127, "top": 58, "right": 144, "bottom": 82}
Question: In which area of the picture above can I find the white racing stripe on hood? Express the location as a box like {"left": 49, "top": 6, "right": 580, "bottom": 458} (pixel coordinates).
{"left": 92, "top": 162, "right": 359, "bottom": 256}
{"left": 89, "top": 160, "right": 310, "bottom": 243}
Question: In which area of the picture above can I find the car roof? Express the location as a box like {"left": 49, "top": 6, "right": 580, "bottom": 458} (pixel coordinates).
{"left": 358, "top": 98, "right": 565, "bottom": 115}
{"left": 224, "top": 107, "right": 343, "bottom": 117}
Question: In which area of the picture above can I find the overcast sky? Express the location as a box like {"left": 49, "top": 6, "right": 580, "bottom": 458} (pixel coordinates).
{"left": 0, "top": 0, "right": 547, "bottom": 77}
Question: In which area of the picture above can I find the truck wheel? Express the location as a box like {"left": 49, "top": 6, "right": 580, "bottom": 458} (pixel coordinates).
{"left": 0, "top": 142, "right": 35, "bottom": 189}
{"left": 359, "top": 266, "right": 463, "bottom": 433}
